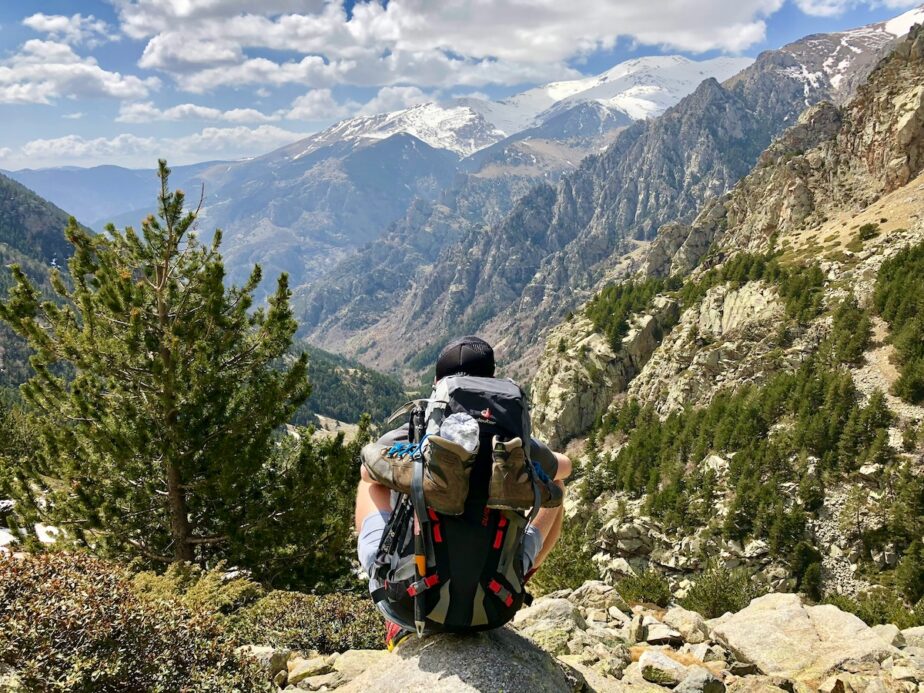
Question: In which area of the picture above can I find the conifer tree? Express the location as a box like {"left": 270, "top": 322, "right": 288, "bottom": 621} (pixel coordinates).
{"left": 0, "top": 161, "right": 310, "bottom": 566}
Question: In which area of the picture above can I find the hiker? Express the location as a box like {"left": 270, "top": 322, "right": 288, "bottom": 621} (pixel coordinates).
{"left": 354, "top": 336, "right": 572, "bottom": 649}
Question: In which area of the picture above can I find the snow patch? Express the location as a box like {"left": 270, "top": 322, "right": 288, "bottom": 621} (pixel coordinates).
{"left": 885, "top": 6, "right": 924, "bottom": 37}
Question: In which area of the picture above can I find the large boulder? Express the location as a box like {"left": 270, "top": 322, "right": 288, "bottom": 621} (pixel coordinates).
{"left": 903, "top": 627, "right": 924, "bottom": 649}
{"left": 234, "top": 645, "right": 291, "bottom": 682}
{"left": 663, "top": 606, "right": 710, "bottom": 644}
{"left": 712, "top": 594, "right": 894, "bottom": 682}
{"left": 339, "top": 629, "right": 582, "bottom": 692}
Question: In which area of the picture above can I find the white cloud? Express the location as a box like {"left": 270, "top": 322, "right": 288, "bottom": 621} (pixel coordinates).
{"left": 10, "top": 125, "right": 305, "bottom": 168}
{"left": 116, "top": 89, "right": 359, "bottom": 124}
{"left": 62, "top": 112, "right": 85, "bottom": 119}
{"left": 22, "top": 13, "right": 115, "bottom": 46}
{"left": 117, "top": 101, "right": 278, "bottom": 123}
{"left": 0, "top": 40, "right": 158, "bottom": 105}
{"left": 112, "top": 0, "right": 791, "bottom": 93}
{"left": 287, "top": 89, "right": 356, "bottom": 120}
{"left": 112, "top": 0, "right": 325, "bottom": 38}
{"left": 0, "top": 147, "right": 12, "bottom": 160}
{"left": 357, "top": 86, "right": 429, "bottom": 115}
{"left": 180, "top": 55, "right": 338, "bottom": 93}
{"left": 138, "top": 33, "right": 244, "bottom": 72}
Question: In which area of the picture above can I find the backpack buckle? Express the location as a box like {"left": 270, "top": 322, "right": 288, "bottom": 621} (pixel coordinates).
{"left": 406, "top": 573, "right": 440, "bottom": 597}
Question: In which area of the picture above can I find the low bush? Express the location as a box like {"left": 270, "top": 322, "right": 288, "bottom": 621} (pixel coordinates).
{"left": 617, "top": 569, "right": 671, "bottom": 607}
{"left": 230, "top": 590, "right": 382, "bottom": 654}
{"left": 680, "top": 563, "right": 763, "bottom": 617}
{"left": 132, "top": 561, "right": 265, "bottom": 616}
{"left": 825, "top": 588, "right": 924, "bottom": 630}
{"left": 0, "top": 553, "right": 269, "bottom": 692}
{"left": 529, "top": 514, "right": 600, "bottom": 596}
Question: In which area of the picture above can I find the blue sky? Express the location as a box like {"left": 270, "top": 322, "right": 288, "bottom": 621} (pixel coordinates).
{"left": 0, "top": 0, "right": 920, "bottom": 169}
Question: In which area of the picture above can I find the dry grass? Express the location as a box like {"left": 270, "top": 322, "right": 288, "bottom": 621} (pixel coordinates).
{"left": 779, "top": 171, "right": 924, "bottom": 265}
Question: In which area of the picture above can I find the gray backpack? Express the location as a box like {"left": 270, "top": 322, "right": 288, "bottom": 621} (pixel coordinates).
{"left": 369, "top": 376, "right": 540, "bottom": 634}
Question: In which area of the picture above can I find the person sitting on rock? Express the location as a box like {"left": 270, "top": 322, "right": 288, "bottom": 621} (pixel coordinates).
{"left": 354, "top": 335, "right": 572, "bottom": 649}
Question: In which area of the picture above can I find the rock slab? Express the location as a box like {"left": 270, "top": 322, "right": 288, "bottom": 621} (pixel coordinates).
{"left": 712, "top": 593, "right": 894, "bottom": 682}
{"left": 339, "top": 628, "right": 581, "bottom": 692}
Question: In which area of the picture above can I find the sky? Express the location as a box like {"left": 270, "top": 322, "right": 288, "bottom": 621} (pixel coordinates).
{"left": 0, "top": 0, "right": 920, "bottom": 170}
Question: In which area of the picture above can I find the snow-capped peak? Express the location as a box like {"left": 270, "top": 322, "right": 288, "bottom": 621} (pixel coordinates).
{"left": 460, "top": 55, "right": 753, "bottom": 135}
{"left": 290, "top": 54, "right": 756, "bottom": 159}
{"left": 292, "top": 103, "right": 505, "bottom": 158}
{"left": 791, "top": 4, "right": 924, "bottom": 95}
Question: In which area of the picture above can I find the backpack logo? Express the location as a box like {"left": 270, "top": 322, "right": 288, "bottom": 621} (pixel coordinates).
{"left": 480, "top": 408, "right": 493, "bottom": 420}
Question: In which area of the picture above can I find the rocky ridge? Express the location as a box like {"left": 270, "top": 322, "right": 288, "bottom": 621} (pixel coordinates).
{"left": 235, "top": 582, "right": 924, "bottom": 692}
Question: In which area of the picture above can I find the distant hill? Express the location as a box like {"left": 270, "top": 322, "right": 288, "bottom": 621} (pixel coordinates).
{"left": 4, "top": 161, "right": 226, "bottom": 230}
{"left": 292, "top": 344, "right": 406, "bottom": 425}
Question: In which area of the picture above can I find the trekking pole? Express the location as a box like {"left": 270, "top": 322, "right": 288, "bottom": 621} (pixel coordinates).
{"left": 410, "top": 405, "right": 429, "bottom": 637}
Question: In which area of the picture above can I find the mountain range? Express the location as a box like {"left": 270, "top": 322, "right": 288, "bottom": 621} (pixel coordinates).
{"left": 4, "top": 55, "right": 752, "bottom": 292}
{"left": 294, "top": 5, "right": 924, "bottom": 378}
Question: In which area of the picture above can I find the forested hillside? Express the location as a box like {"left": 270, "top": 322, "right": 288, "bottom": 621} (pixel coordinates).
{"left": 294, "top": 344, "right": 406, "bottom": 424}
{"left": 531, "top": 24, "right": 924, "bottom": 625}
{"left": 0, "top": 173, "right": 76, "bottom": 388}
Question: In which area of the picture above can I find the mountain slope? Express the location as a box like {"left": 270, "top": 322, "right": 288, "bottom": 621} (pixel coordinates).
{"left": 293, "top": 344, "right": 406, "bottom": 425}
{"left": 0, "top": 173, "right": 77, "bottom": 387}
{"left": 301, "top": 12, "right": 912, "bottom": 374}
{"left": 528, "top": 24, "right": 924, "bottom": 604}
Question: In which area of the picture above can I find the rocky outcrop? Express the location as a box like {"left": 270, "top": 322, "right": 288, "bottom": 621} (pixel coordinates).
{"left": 235, "top": 582, "right": 924, "bottom": 692}
{"left": 626, "top": 282, "right": 811, "bottom": 416}
{"left": 531, "top": 297, "right": 679, "bottom": 448}
{"left": 712, "top": 593, "right": 895, "bottom": 682}
{"left": 341, "top": 629, "right": 582, "bottom": 693}
{"left": 715, "top": 25, "right": 924, "bottom": 256}
{"left": 592, "top": 511, "right": 793, "bottom": 594}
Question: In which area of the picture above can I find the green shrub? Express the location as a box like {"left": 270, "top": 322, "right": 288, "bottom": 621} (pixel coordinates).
{"left": 230, "top": 590, "right": 382, "bottom": 654}
{"left": 801, "top": 563, "right": 823, "bottom": 602}
{"left": 530, "top": 514, "right": 600, "bottom": 596}
{"left": 680, "top": 563, "right": 763, "bottom": 617}
{"left": 858, "top": 223, "right": 880, "bottom": 241}
{"left": 0, "top": 553, "right": 269, "bottom": 692}
{"left": 132, "top": 562, "right": 265, "bottom": 616}
{"left": 824, "top": 588, "right": 924, "bottom": 630}
{"left": 617, "top": 569, "right": 671, "bottom": 607}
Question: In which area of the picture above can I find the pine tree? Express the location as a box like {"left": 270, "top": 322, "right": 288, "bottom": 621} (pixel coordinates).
{"left": 896, "top": 541, "right": 924, "bottom": 604}
{"left": 0, "top": 161, "right": 310, "bottom": 566}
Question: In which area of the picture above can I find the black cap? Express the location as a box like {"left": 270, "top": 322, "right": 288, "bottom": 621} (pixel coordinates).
{"left": 435, "top": 336, "right": 495, "bottom": 380}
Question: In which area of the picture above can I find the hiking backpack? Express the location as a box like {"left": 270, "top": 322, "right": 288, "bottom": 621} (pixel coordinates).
{"left": 368, "top": 375, "right": 541, "bottom": 636}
